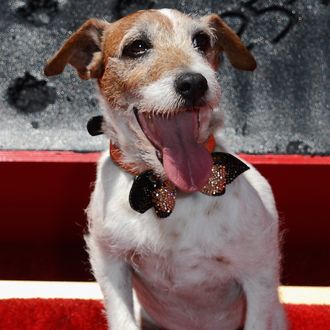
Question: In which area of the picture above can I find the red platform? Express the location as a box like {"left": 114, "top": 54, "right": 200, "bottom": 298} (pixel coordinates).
{"left": 0, "top": 151, "right": 329, "bottom": 285}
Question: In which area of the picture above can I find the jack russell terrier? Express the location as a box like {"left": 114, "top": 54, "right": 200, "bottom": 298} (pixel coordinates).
{"left": 45, "top": 8, "right": 287, "bottom": 330}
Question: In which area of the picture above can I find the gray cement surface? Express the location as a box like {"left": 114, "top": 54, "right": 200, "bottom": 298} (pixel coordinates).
{"left": 0, "top": 0, "right": 329, "bottom": 154}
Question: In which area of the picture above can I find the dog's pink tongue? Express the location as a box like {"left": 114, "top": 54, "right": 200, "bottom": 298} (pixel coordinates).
{"left": 162, "top": 144, "right": 212, "bottom": 192}
{"left": 138, "top": 111, "right": 212, "bottom": 192}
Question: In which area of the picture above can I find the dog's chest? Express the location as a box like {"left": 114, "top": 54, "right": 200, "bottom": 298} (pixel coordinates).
{"left": 130, "top": 245, "right": 232, "bottom": 292}
{"left": 104, "top": 169, "right": 243, "bottom": 278}
{"left": 125, "top": 194, "right": 237, "bottom": 290}
{"left": 129, "top": 235, "right": 244, "bottom": 330}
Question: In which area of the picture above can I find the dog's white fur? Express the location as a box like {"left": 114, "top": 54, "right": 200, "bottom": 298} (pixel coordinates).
{"left": 87, "top": 146, "right": 287, "bottom": 330}
{"left": 46, "top": 8, "right": 287, "bottom": 330}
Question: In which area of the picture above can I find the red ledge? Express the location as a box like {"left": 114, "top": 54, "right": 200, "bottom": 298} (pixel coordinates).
{"left": 0, "top": 150, "right": 329, "bottom": 165}
{"left": 239, "top": 153, "right": 330, "bottom": 165}
{"left": 0, "top": 151, "right": 100, "bottom": 163}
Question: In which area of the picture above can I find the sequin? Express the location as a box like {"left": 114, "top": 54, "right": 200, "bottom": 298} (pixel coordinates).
{"left": 152, "top": 180, "right": 176, "bottom": 218}
{"left": 201, "top": 165, "right": 227, "bottom": 196}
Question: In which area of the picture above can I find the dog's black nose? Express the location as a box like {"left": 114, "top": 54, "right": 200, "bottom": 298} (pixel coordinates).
{"left": 175, "top": 72, "right": 208, "bottom": 104}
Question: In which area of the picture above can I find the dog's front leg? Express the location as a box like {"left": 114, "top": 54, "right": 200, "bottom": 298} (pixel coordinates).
{"left": 101, "top": 259, "right": 140, "bottom": 330}
{"left": 88, "top": 239, "right": 140, "bottom": 330}
{"left": 242, "top": 269, "right": 287, "bottom": 330}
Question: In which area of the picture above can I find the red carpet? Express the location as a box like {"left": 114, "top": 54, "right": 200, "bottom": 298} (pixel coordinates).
{"left": 0, "top": 299, "right": 329, "bottom": 329}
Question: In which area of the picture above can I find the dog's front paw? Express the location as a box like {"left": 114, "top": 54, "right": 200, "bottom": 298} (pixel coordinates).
{"left": 243, "top": 303, "right": 288, "bottom": 330}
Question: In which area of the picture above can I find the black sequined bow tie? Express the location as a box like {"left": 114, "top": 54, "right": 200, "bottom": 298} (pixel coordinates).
{"left": 129, "top": 152, "right": 249, "bottom": 219}
{"left": 85, "top": 116, "right": 249, "bottom": 219}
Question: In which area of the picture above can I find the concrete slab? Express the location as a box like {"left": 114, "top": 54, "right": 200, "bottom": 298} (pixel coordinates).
{"left": 0, "top": 0, "right": 329, "bottom": 154}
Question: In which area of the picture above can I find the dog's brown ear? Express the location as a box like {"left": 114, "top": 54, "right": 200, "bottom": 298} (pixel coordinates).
{"left": 202, "top": 14, "right": 256, "bottom": 71}
{"left": 44, "top": 19, "right": 110, "bottom": 79}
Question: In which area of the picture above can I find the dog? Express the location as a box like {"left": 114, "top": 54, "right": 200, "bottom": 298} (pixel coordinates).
{"left": 44, "top": 9, "right": 287, "bottom": 330}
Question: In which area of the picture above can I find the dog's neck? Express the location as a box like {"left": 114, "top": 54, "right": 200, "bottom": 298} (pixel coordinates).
{"left": 110, "top": 143, "right": 141, "bottom": 176}
{"left": 110, "top": 134, "right": 217, "bottom": 177}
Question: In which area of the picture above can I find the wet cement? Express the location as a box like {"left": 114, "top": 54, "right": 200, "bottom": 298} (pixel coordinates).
{"left": 0, "top": 0, "right": 329, "bottom": 154}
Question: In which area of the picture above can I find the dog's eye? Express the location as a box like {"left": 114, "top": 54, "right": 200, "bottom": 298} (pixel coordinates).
{"left": 192, "top": 32, "right": 210, "bottom": 53}
{"left": 122, "top": 39, "right": 151, "bottom": 58}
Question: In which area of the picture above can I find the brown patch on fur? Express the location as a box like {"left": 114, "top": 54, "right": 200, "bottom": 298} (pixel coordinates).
{"left": 201, "top": 14, "right": 256, "bottom": 71}
{"left": 149, "top": 47, "right": 190, "bottom": 81}
{"left": 102, "top": 10, "right": 173, "bottom": 59}
{"left": 99, "top": 65, "right": 128, "bottom": 108}
{"left": 99, "top": 10, "right": 179, "bottom": 107}
{"left": 44, "top": 19, "right": 109, "bottom": 79}
{"left": 215, "top": 256, "right": 230, "bottom": 265}
{"left": 102, "top": 12, "right": 143, "bottom": 58}
{"left": 123, "top": 46, "right": 190, "bottom": 93}
{"left": 98, "top": 12, "right": 145, "bottom": 107}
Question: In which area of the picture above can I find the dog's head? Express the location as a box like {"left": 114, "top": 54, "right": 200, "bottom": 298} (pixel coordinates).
{"left": 45, "top": 9, "right": 255, "bottom": 192}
